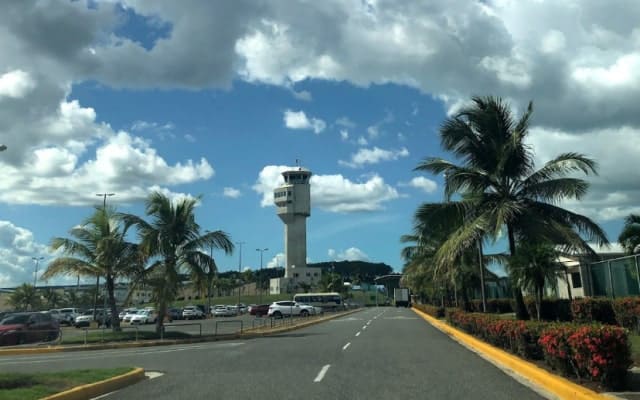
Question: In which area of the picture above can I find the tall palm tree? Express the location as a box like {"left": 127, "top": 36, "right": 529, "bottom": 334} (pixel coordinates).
{"left": 42, "top": 207, "right": 144, "bottom": 331}
{"left": 618, "top": 214, "right": 640, "bottom": 254}
{"left": 120, "top": 192, "right": 234, "bottom": 334}
{"left": 415, "top": 96, "right": 608, "bottom": 319}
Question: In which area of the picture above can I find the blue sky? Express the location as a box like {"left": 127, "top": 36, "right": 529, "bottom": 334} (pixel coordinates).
{"left": 0, "top": 1, "right": 637, "bottom": 287}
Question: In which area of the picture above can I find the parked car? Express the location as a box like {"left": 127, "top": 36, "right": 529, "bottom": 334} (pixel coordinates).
{"left": 45, "top": 309, "right": 71, "bottom": 326}
{"left": 0, "top": 312, "right": 59, "bottom": 346}
{"left": 248, "top": 304, "right": 270, "bottom": 317}
{"left": 267, "top": 301, "right": 315, "bottom": 318}
{"left": 167, "top": 308, "right": 182, "bottom": 321}
{"left": 58, "top": 308, "right": 82, "bottom": 324}
{"left": 130, "top": 310, "right": 157, "bottom": 325}
{"left": 297, "top": 303, "right": 324, "bottom": 316}
{"left": 119, "top": 308, "right": 138, "bottom": 321}
{"left": 182, "top": 305, "right": 204, "bottom": 320}
{"left": 74, "top": 310, "right": 94, "bottom": 328}
{"left": 212, "top": 305, "right": 236, "bottom": 317}
{"left": 195, "top": 304, "right": 208, "bottom": 317}
{"left": 235, "top": 303, "right": 247, "bottom": 314}
{"left": 123, "top": 309, "right": 140, "bottom": 323}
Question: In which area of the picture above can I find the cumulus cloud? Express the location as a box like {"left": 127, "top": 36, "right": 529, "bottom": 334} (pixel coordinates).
{"left": 283, "top": 109, "right": 326, "bottom": 133}
{"left": 0, "top": 70, "right": 35, "bottom": 98}
{"left": 339, "top": 147, "right": 409, "bottom": 168}
{"left": 328, "top": 247, "right": 369, "bottom": 262}
{"left": 253, "top": 165, "right": 399, "bottom": 212}
{"left": 340, "top": 129, "right": 349, "bottom": 141}
{"left": 400, "top": 176, "right": 438, "bottom": 193}
{"left": 223, "top": 187, "right": 242, "bottom": 198}
{"left": 0, "top": 221, "right": 54, "bottom": 287}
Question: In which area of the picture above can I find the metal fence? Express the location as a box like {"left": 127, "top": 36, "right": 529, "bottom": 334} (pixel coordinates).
{"left": 588, "top": 254, "right": 640, "bottom": 297}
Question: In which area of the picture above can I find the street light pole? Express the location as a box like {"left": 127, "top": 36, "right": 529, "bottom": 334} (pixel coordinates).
{"left": 32, "top": 256, "right": 44, "bottom": 288}
{"left": 94, "top": 193, "right": 115, "bottom": 324}
{"left": 236, "top": 241, "right": 245, "bottom": 306}
{"left": 256, "top": 248, "right": 268, "bottom": 304}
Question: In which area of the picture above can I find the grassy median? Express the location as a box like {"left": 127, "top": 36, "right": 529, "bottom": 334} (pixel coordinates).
{"left": 0, "top": 367, "right": 134, "bottom": 400}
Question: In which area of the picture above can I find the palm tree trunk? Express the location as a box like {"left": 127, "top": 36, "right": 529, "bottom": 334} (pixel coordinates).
{"left": 535, "top": 285, "right": 543, "bottom": 321}
{"left": 106, "top": 276, "right": 121, "bottom": 332}
{"left": 507, "top": 225, "right": 529, "bottom": 320}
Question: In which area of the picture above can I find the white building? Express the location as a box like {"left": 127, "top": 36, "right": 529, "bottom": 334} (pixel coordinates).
{"left": 270, "top": 166, "right": 322, "bottom": 294}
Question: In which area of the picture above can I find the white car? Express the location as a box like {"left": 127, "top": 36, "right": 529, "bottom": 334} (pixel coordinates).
{"left": 74, "top": 311, "right": 94, "bottom": 328}
{"left": 119, "top": 308, "right": 137, "bottom": 321}
{"left": 212, "top": 305, "right": 236, "bottom": 317}
{"left": 267, "top": 301, "right": 315, "bottom": 318}
{"left": 46, "top": 309, "right": 72, "bottom": 326}
{"left": 182, "top": 305, "right": 204, "bottom": 320}
{"left": 58, "top": 308, "right": 81, "bottom": 324}
{"left": 123, "top": 309, "right": 140, "bottom": 323}
{"left": 130, "top": 310, "right": 157, "bottom": 325}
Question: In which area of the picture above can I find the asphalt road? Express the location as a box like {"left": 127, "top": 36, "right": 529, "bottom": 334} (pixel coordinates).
{"left": 0, "top": 307, "right": 546, "bottom": 400}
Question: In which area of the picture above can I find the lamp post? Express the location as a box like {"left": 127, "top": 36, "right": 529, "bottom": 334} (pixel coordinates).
{"left": 236, "top": 241, "right": 245, "bottom": 306}
{"left": 205, "top": 230, "right": 216, "bottom": 318}
{"left": 94, "top": 193, "right": 115, "bottom": 323}
{"left": 256, "top": 248, "right": 268, "bottom": 304}
{"left": 32, "top": 256, "right": 44, "bottom": 288}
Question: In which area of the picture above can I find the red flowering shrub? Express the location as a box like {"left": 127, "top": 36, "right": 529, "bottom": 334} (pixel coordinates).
{"left": 415, "top": 304, "right": 445, "bottom": 318}
{"left": 567, "top": 325, "right": 631, "bottom": 389}
{"left": 539, "top": 325, "right": 576, "bottom": 376}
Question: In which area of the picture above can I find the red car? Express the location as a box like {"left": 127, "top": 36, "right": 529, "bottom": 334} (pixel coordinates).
{"left": 0, "top": 312, "right": 60, "bottom": 346}
{"left": 248, "top": 304, "right": 270, "bottom": 317}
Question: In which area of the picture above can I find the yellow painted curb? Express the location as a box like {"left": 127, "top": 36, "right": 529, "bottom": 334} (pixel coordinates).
{"left": 412, "top": 307, "right": 613, "bottom": 400}
{"left": 39, "top": 367, "right": 145, "bottom": 400}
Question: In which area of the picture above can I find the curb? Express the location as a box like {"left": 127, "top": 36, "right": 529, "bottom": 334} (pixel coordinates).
{"left": 39, "top": 367, "right": 145, "bottom": 400}
{"left": 412, "top": 307, "right": 615, "bottom": 400}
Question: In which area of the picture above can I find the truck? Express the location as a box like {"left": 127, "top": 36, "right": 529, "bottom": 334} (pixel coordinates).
{"left": 394, "top": 288, "right": 410, "bottom": 307}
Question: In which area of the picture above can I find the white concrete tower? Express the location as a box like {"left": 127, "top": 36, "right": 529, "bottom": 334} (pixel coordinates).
{"left": 273, "top": 166, "right": 311, "bottom": 278}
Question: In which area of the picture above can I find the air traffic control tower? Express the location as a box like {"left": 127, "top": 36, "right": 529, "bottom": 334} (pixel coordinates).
{"left": 270, "top": 166, "right": 322, "bottom": 294}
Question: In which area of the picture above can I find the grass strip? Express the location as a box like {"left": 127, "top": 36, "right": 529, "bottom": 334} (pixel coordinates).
{"left": 61, "top": 330, "right": 192, "bottom": 345}
{"left": 0, "top": 367, "right": 134, "bottom": 400}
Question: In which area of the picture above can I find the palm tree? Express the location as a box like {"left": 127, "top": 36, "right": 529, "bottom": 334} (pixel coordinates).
{"left": 9, "top": 284, "right": 40, "bottom": 311}
{"left": 415, "top": 96, "right": 608, "bottom": 319}
{"left": 509, "top": 242, "right": 563, "bottom": 320}
{"left": 41, "top": 287, "right": 63, "bottom": 309}
{"left": 120, "top": 192, "right": 234, "bottom": 334}
{"left": 618, "top": 214, "right": 640, "bottom": 255}
{"left": 42, "top": 207, "right": 144, "bottom": 331}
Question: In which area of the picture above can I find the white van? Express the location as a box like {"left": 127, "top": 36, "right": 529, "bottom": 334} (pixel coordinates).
{"left": 58, "top": 308, "right": 82, "bottom": 324}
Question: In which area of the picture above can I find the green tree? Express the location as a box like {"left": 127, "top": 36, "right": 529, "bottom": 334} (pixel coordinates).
{"left": 509, "top": 242, "right": 563, "bottom": 321}
{"left": 618, "top": 214, "right": 640, "bottom": 255}
{"left": 42, "top": 206, "right": 144, "bottom": 331}
{"left": 415, "top": 96, "right": 608, "bottom": 319}
{"left": 41, "top": 287, "right": 63, "bottom": 309}
{"left": 120, "top": 192, "right": 233, "bottom": 334}
{"left": 9, "top": 284, "right": 40, "bottom": 311}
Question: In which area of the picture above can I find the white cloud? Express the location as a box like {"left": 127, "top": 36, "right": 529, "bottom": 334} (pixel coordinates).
{"left": 0, "top": 221, "right": 56, "bottom": 287}
{"left": 328, "top": 247, "right": 369, "bottom": 262}
{"left": 340, "top": 129, "right": 349, "bottom": 141}
{"left": 339, "top": 147, "right": 409, "bottom": 168}
{"left": 266, "top": 253, "right": 285, "bottom": 269}
{"left": 291, "top": 89, "right": 312, "bottom": 101}
{"left": 401, "top": 176, "right": 438, "bottom": 193}
{"left": 253, "top": 165, "right": 399, "bottom": 212}
{"left": 223, "top": 187, "right": 242, "bottom": 198}
{"left": 283, "top": 109, "right": 326, "bottom": 134}
{"left": 357, "top": 136, "right": 368, "bottom": 146}
{"left": 0, "top": 70, "right": 35, "bottom": 98}
{"left": 336, "top": 117, "right": 356, "bottom": 128}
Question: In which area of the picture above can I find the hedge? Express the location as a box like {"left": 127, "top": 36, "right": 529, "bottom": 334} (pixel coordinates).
{"left": 445, "top": 309, "right": 631, "bottom": 389}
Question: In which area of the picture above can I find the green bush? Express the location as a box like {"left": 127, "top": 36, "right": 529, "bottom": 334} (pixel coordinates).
{"left": 571, "top": 298, "right": 616, "bottom": 325}
{"left": 524, "top": 298, "right": 572, "bottom": 321}
{"left": 612, "top": 297, "right": 640, "bottom": 332}
{"left": 414, "top": 304, "right": 444, "bottom": 318}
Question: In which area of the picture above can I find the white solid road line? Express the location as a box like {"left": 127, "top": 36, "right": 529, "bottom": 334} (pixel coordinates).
{"left": 342, "top": 342, "right": 351, "bottom": 350}
{"left": 314, "top": 364, "right": 331, "bottom": 382}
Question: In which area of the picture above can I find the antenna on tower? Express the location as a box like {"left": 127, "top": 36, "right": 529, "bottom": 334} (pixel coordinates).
{"left": 295, "top": 159, "right": 300, "bottom": 167}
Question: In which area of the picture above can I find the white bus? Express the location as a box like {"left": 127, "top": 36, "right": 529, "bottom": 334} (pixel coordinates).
{"left": 293, "top": 292, "right": 343, "bottom": 311}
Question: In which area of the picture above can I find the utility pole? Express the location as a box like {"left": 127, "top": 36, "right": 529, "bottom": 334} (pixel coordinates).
{"left": 32, "top": 256, "right": 44, "bottom": 288}
{"left": 236, "top": 241, "right": 245, "bottom": 306}
{"left": 256, "top": 248, "right": 268, "bottom": 304}
{"left": 95, "top": 193, "right": 115, "bottom": 324}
